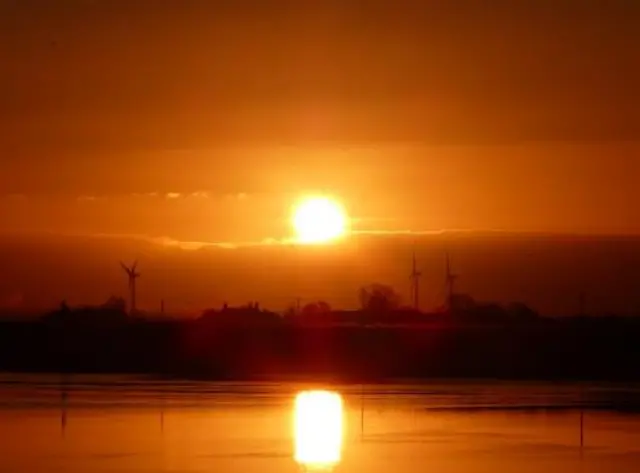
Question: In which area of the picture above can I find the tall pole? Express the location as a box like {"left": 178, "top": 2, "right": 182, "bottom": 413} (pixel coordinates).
{"left": 130, "top": 277, "right": 136, "bottom": 315}
{"left": 160, "top": 384, "right": 165, "bottom": 434}
{"left": 293, "top": 241, "right": 302, "bottom": 315}
{"left": 580, "top": 405, "right": 584, "bottom": 448}
{"left": 60, "top": 372, "right": 68, "bottom": 437}
{"left": 121, "top": 261, "right": 140, "bottom": 316}
{"left": 445, "top": 252, "right": 457, "bottom": 312}
{"left": 410, "top": 247, "right": 421, "bottom": 311}
{"left": 360, "top": 383, "right": 364, "bottom": 440}
{"left": 579, "top": 317, "right": 585, "bottom": 450}
{"left": 579, "top": 380, "right": 585, "bottom": 449}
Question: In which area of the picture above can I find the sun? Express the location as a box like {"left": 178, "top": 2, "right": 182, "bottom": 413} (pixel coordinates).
{"left": 292, "top": 196, "right": 348, "bottom": 244}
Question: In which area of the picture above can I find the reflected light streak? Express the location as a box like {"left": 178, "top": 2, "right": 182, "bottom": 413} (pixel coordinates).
{"left": 294, "top": 390, "right": 344, "bottom": 470}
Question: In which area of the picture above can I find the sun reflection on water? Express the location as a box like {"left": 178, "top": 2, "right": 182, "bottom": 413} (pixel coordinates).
{"left": 293, "top": 390, "right": 344, "bottom": 470}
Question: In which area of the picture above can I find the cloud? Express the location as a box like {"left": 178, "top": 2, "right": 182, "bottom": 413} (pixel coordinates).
{"left": 224, "top": 192, "right": 249, "bottom": 201}
{"left": 133, "top": 191, "right": 210, "bottom": 200}
{"left": 150, "top": 236, "right": 235, "bottom": 250}
{"left": 77, "top": 195, "right": 98, "bottom": 202}
{"left": 351, "top": 228, "right": 510, "bottom": 236}
{"left": 150, "top": 235, "right": 301, "bottom": 250}
{"left": 47, "top": 191, "right": 217, "bottom": 202}
{"left": 103, "top": 230, "right": 489, "bottom": 252}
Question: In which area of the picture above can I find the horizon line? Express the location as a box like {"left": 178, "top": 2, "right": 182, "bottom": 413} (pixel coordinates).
{"left": 1, "top": 227, "right": 640, "bottom": 251}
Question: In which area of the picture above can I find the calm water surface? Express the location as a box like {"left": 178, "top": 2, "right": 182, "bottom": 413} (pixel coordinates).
{"left": 0, "top": 374, "right": 639, "bottom": 473}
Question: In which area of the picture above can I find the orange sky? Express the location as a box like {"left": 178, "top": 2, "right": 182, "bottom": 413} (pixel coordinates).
{"left": 0, "top": 2, "right": 639, "bottom": 313}
{"left": 2, "top": 145, "right": 640, "bottom": 243}
{"left": 1, "top": 2, "right": 639, "bottom": 243}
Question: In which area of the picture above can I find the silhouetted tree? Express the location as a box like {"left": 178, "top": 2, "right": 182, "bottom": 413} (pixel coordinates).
{"left": 301, "top": 300, "right": 331, "bottom": 315}
{"left": 102, "top": 296, "right": 126, "bottom": 312}
{"left": 506, "top": 301, "right": 539, "bottom": 321}
{"left": 472, "top": 302, "right": 507, "bottom": 322}
{"left": 59, "top": 300, "right": 70, "bottom": 315}
{"left": 296, "top": 300, "right": 332, "bottom": 325}
{"left": 450, "top": 293, "right": 476, "bottom": 312}
{"left": 283, "top": 304, "right": 297, "bottom": 320}
{"left": 359, "top": 284, "right": 400, "bottom": 312}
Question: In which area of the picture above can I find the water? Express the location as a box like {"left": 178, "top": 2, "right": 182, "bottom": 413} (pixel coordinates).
{"left": 0, "top": 374, "right": 639, "bottom": 472}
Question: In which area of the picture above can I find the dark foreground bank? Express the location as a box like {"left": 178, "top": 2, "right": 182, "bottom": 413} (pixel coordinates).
{"left": 0, "top": 313, "right": 639, "bottom": 382}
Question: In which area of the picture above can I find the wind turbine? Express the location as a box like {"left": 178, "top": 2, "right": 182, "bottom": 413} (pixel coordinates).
{"left": 409, "top": 247, "right": 422, "bottom": 310}
{"left": 445, "top": 252, "right": 457, "bottom": 312}
{"left": 120, "top": 260, "right": 140, "bottom": 315}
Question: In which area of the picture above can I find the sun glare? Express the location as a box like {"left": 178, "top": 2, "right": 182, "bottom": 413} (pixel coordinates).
{"left": 292, "top": 196, "right": 348, "bottom": 244}
{"left": 293, "top": 390, "right": 344, "bottom": 469}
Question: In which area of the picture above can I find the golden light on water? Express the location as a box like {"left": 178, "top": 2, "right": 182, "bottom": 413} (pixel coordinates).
{"left": 293, "top": 390, "right": 344, "bottom": 469}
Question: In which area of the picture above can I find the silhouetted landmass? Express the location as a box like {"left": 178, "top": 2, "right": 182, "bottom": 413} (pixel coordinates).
{"left": 3, "top": 232, "right": 640, "bottom": 317}
{"left": 1, "top": 297, "right": 639, "bottom": 382}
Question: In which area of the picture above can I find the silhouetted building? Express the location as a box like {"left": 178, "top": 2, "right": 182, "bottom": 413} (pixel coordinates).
{"left": 199, "top": 303, "right": 281, "bottom": 328}
{"left": 43, "top": 296, "right": 128, "bottom": 327}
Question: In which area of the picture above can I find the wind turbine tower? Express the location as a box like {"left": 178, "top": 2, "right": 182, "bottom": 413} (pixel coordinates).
{"left": 445, "top": 252, "right": 458, "bottom": 312}
{"left": 120, "top": 261, "right": 141, "bottom": 315}
{"left": 410, "top": 248, "right": 422, "bottom": 310}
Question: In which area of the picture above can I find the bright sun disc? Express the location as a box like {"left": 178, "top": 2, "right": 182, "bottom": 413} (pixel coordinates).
{"left": 292, "top": 197, "right": 348, "bottom": 244}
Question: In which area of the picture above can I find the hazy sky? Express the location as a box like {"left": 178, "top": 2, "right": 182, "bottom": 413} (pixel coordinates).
{"left": 0, "top": 2, "right": 639, "bottom": 312}
{"left": 1, "top": 1, "right": 639, "bottom": 244}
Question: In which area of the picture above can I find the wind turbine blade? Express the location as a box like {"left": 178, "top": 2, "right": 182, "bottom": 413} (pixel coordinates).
{"left": 120, "top": 261, "right": 130, "bottom": 273}
{"left": 132, "top": 260, "right": 138, "bottom": 271}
